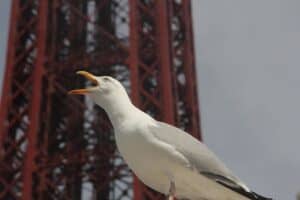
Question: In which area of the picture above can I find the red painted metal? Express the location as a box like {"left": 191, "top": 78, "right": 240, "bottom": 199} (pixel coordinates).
{"left": 128, "top": 0, "right": 144, "bottom": 199}
{"left": 22, "top": 1, "right": 48, "bottom": 200}
{"left": 0, "top": 0, "right": 201, "bottom": 199}
{"left": 0, "top": 0, "right": 18, "bottom": 148}
{"left": 156, "top": 0, "right": 176, "bottom": 125}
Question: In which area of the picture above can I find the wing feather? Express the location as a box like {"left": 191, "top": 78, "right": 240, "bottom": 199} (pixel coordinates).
{"left": 150, "top": 121, "right": 249, "bottom": 191}
{"left": 149, "top": 121, "right": 272, "bottom": 200}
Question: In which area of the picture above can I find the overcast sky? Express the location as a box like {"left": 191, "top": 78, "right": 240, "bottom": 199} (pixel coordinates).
{"left": 192, "top": 1, "right": 300, "bottom": 199}
{"left": 0, "top": 0, "right": 10, "bottom": 90}
{"left": 0, "top": 1, "right": 299, "bottom": 199}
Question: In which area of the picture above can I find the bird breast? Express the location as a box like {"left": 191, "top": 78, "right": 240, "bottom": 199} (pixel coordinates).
{"left": 113, "top": 123, "right": 173, "bottom": 194}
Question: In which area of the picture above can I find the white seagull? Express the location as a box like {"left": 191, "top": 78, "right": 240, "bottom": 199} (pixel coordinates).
{"left": 69, "top": 71, "right": 272, "bottom": 200}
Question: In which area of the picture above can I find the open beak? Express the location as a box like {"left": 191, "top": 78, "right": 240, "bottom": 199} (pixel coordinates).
{"left": 68, "top": 71, "right": 99, "bottom": 95}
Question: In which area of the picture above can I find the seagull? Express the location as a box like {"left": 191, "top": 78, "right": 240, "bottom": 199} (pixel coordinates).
{"left": 69, "top": 71, "right": 272, "bottom": 200}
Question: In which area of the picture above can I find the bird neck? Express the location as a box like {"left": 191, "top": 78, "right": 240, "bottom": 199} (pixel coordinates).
{"left": 101, "top": 95, "right": 138, "bottom": 128}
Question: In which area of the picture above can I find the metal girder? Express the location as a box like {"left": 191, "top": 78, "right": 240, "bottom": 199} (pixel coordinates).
{"left": 0, "top": 0, "right": 201, "bottom": 199}
{"left": 0, "top": 1, "right": 47, "bottom": 199}
{"left": 128, "top": 1, "right": 201, "bottom": 199}
{"left": 168, "top": 0, "right": 201, "bottom": 139}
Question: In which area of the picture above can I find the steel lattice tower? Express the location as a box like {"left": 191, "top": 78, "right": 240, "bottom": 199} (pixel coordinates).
{"left": 0, "top": 0, "right": 201, "bottom": 199}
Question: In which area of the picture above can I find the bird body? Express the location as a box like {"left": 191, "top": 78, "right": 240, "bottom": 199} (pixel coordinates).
{"left": 69, "top": 71, "right": 272, "bottom": 200}
{"left": 113, "top": 109, "right": 250, "bottom": 200}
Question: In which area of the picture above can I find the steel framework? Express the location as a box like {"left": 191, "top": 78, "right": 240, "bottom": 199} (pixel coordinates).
{"left": 0, "top": 0, "right": 201, "bottom": 199}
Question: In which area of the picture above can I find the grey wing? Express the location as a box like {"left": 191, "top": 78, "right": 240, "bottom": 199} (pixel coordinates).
{"left": 150, "top": 121, "right": 250, "bottom": 192}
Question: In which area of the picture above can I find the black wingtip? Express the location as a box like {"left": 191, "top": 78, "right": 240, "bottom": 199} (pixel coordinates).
{"left": 217, "top": 181, "right": 272, "bottom": 200}
{"left": 251, "top": 191, "right": 272, "bottom": 200}
{"left": 200, "top": 172, "right": 273, "bottom": 200}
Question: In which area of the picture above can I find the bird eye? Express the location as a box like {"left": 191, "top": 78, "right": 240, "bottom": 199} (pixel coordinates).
{"left": 103, "top": 77, "right": 109, "bottom": 81}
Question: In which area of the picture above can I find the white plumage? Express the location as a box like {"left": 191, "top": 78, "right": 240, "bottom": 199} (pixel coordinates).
{"left": 69, "top": 71, "right": 271, "bottom": 200}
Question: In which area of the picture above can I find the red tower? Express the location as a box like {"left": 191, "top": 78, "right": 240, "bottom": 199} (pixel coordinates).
{"left": 0, "top": 0, "right": 201, "bottom": 199}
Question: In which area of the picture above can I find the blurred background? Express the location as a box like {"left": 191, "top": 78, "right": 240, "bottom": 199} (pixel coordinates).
{"left": 0, "top": 0, "right": 299, "bottom": 199}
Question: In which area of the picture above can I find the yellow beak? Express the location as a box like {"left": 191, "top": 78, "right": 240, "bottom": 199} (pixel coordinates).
{"left": 68, "top": 71, "right": 99, "bottom": 95}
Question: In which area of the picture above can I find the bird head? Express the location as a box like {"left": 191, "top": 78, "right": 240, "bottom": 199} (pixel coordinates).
{"left": 68, "top": 71, "right": 130, "bottom": 108}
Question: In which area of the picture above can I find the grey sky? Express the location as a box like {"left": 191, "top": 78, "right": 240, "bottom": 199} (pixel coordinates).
{"left": 0, "top": 0, "right": 10, "bottom": 89}
{"left": 192, "top": 1, "right": 300, "bottom": 199}
{"left": 0, "top": 1, "right": 299, "bottom": 200}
